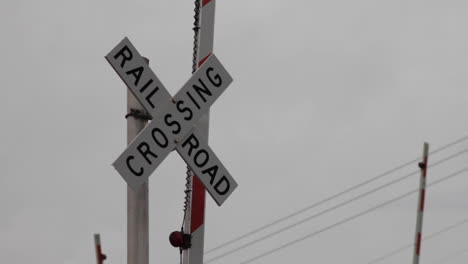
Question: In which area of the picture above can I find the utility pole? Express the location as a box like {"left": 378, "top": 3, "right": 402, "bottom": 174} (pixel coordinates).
{"left": 94, "top": 233, "right": 107, "bottom": 264}
{"left": 183, "top": 0, "right": 217, "bottom": 263}
{"left": 413, "top": 142, "right": 429, "bottom": 264}
{"left": 127, "top": 58, "right": 151, "bottom": 264}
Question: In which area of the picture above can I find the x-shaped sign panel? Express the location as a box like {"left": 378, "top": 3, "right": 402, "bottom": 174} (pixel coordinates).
{"left": 106, "top": 37, "right": 237, "bottom": 206}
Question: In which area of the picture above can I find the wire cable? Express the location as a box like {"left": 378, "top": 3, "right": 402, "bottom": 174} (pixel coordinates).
{"left": 205, "top": 135, "right": 468, "bottom": 255}
{"left": 434, "top": 247, "right": 468, "bottom": 264}
{"left": 204, "top": 149, "right": 468, "bottom": 263}
{"left": 232, "top": 167, "right": 468, "bottom": 264}
{"left": 366, "top": 218, "right": 468, "bottom": 264}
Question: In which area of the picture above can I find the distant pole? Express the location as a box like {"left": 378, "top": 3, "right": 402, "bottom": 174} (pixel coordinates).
{"left": 183, "top": 0, "right": 216, "bottom": 263}
{"left": 413, "top": 142, "right": 429, "bottom": 264}
{"left": 94, "top": 234, "right": 107, "bottom": 264}
{"left": 127, "top": 58, "right": 150, "bottom": 264}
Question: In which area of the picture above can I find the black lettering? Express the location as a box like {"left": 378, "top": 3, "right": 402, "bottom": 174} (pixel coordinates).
{"left": 214, "top": 176, "right": 230, "bottom": 195}
{"left": 202, "top": 165, "right": 219, "bottom": 185}
{"left": 186, "top": 91, "right": 201, "bottom": 110}
{"left": 176, "top": 100, "right": 193, "bottom": 121}
{"left": 194, "top": 149, "right": 209, "bottom": 168}
{"left": 126, "top": 155, "right": 143, "bottom": 176}
{"left": 164, "top": 114, "right": 181, "bottom": 135}
{"left": 137, "top": 142, "right": 158, "bottom": 165}
{"left": 139, "top": 79, "right": 153, "bottom": 92}
{"left": 113, "top": 45, "right": 133, "bottom": 68}
{"left": 181, "top": 133, "right": 199, "bottom": 156}
{"left": 206, "top": 67, "right": 222, "bottom": 87}
{"left": 145, "top": 86, "right": 159, "bottom": 109}
{"left": 126, "top": 67, "right": 144, "bottom": 86}
{"left": 193, "top": 79, "right": 212, "bottom": 103}
{"left": 151, "top": 128, "right": 168, "bottom": 148}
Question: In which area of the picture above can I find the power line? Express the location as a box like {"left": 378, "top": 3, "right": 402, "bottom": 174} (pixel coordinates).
{"left": 434, "top": 247, "right": 468, "bottom": 264}
{"left": 366, "top": 218, "right": 468, "bottom": 264}
{"left": 205, "top": 135, "right": 468, "bottom": 255}
{"left": 204, "top": 149, "right": 468, "bottom": 263}
{"left": 235, "top": 167, "right": 468, "bottom": 264}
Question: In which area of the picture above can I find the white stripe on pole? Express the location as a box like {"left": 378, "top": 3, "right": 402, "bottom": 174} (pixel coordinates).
{"left": 413, "top": 142, "right": 429, "bottom": 264}
{"left": 183, "top": 1, "right": 216, "bottom": 263}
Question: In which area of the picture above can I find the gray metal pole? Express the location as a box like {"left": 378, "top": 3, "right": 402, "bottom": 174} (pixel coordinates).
{"left": 413, "top": 142, "right": 429, "bottom": 264}
{"left": 127, "top": 58, "right": 150, "bottom": 264}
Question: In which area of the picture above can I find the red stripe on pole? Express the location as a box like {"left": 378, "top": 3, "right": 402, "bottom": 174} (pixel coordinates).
{"left": 202, "top": 0, "right": 213, "bottom": 6}
{"left": 422, "top": 159, "right": 428, "bottom": 178}
{"left": 96, "top": 245, "right": 105, "bottom": 264}
{"left": 198, "top": 53, "right": 212, "bottom": 67}
{"left": 419, "top": 189, "right": 425, "bottom": 212}
{"left": 416, "top": 232, "right": 422, "bottom": 256}
{"left": 191, "top": 176, "right": 206, "bottom": 232}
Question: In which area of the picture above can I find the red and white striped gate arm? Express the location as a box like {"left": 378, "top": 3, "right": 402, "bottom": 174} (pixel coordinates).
{"left": 183, "top": 1, "right": 216, "bottom": 264}
{"left": 94, "top": 233, "right": 106, "bottom": 264}
{"left": 413, "top": 142, "right": 429, "bottom": 264}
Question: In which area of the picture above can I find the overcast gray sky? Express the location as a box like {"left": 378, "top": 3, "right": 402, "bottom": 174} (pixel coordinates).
{"left": 2, "top": 0, "right": 468, "bottom": 263}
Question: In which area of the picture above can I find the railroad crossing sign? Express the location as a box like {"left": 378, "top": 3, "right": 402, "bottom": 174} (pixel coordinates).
{"left": 106, "top": 37, "right": 238, "bottom": 206}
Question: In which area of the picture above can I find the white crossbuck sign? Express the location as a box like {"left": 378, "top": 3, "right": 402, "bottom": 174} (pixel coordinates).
{"left": 106, "top": 37, "right": 237, "bottom": 206}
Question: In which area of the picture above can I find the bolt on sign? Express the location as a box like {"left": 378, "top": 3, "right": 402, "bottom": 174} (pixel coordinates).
{"left": 106, "top": 37, "right": 238, "bottom": 206}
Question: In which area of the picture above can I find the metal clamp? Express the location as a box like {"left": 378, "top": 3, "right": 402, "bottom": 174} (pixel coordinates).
{"left": 418, "top": 162, "right": 426, "bottom": 169}
{"left": 125, "top": 108, "right": 152, "bottom": 120}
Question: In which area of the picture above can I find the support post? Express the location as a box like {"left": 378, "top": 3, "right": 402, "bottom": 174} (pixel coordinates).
{"left": 183, "top": 1, "right": 217, "bottom": 263}
{"left": 94, "top": 234, "right": 107, "bottom": 264}
{"left": 127, "top": 58, "right": 150, "bottom": 264}
{"left": 413, "top": 142, "right": 429, "bottom": 264}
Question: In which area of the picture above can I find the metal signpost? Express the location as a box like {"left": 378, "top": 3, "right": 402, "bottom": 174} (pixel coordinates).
{"left": 126, "top": 78, "right": 150, "bottom": 264}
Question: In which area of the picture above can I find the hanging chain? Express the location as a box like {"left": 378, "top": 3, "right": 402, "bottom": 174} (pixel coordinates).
{"left": 181, "top": 0, "right": 202, "bottom": 231}
{"left": 181, "top": 168, "right": 193, "bottom": 229}
{"left": 191, "top": 0, "right": 201, "bottom": 75}
{"left": 178, "top": 2, "right": 202, "bottom": 263}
